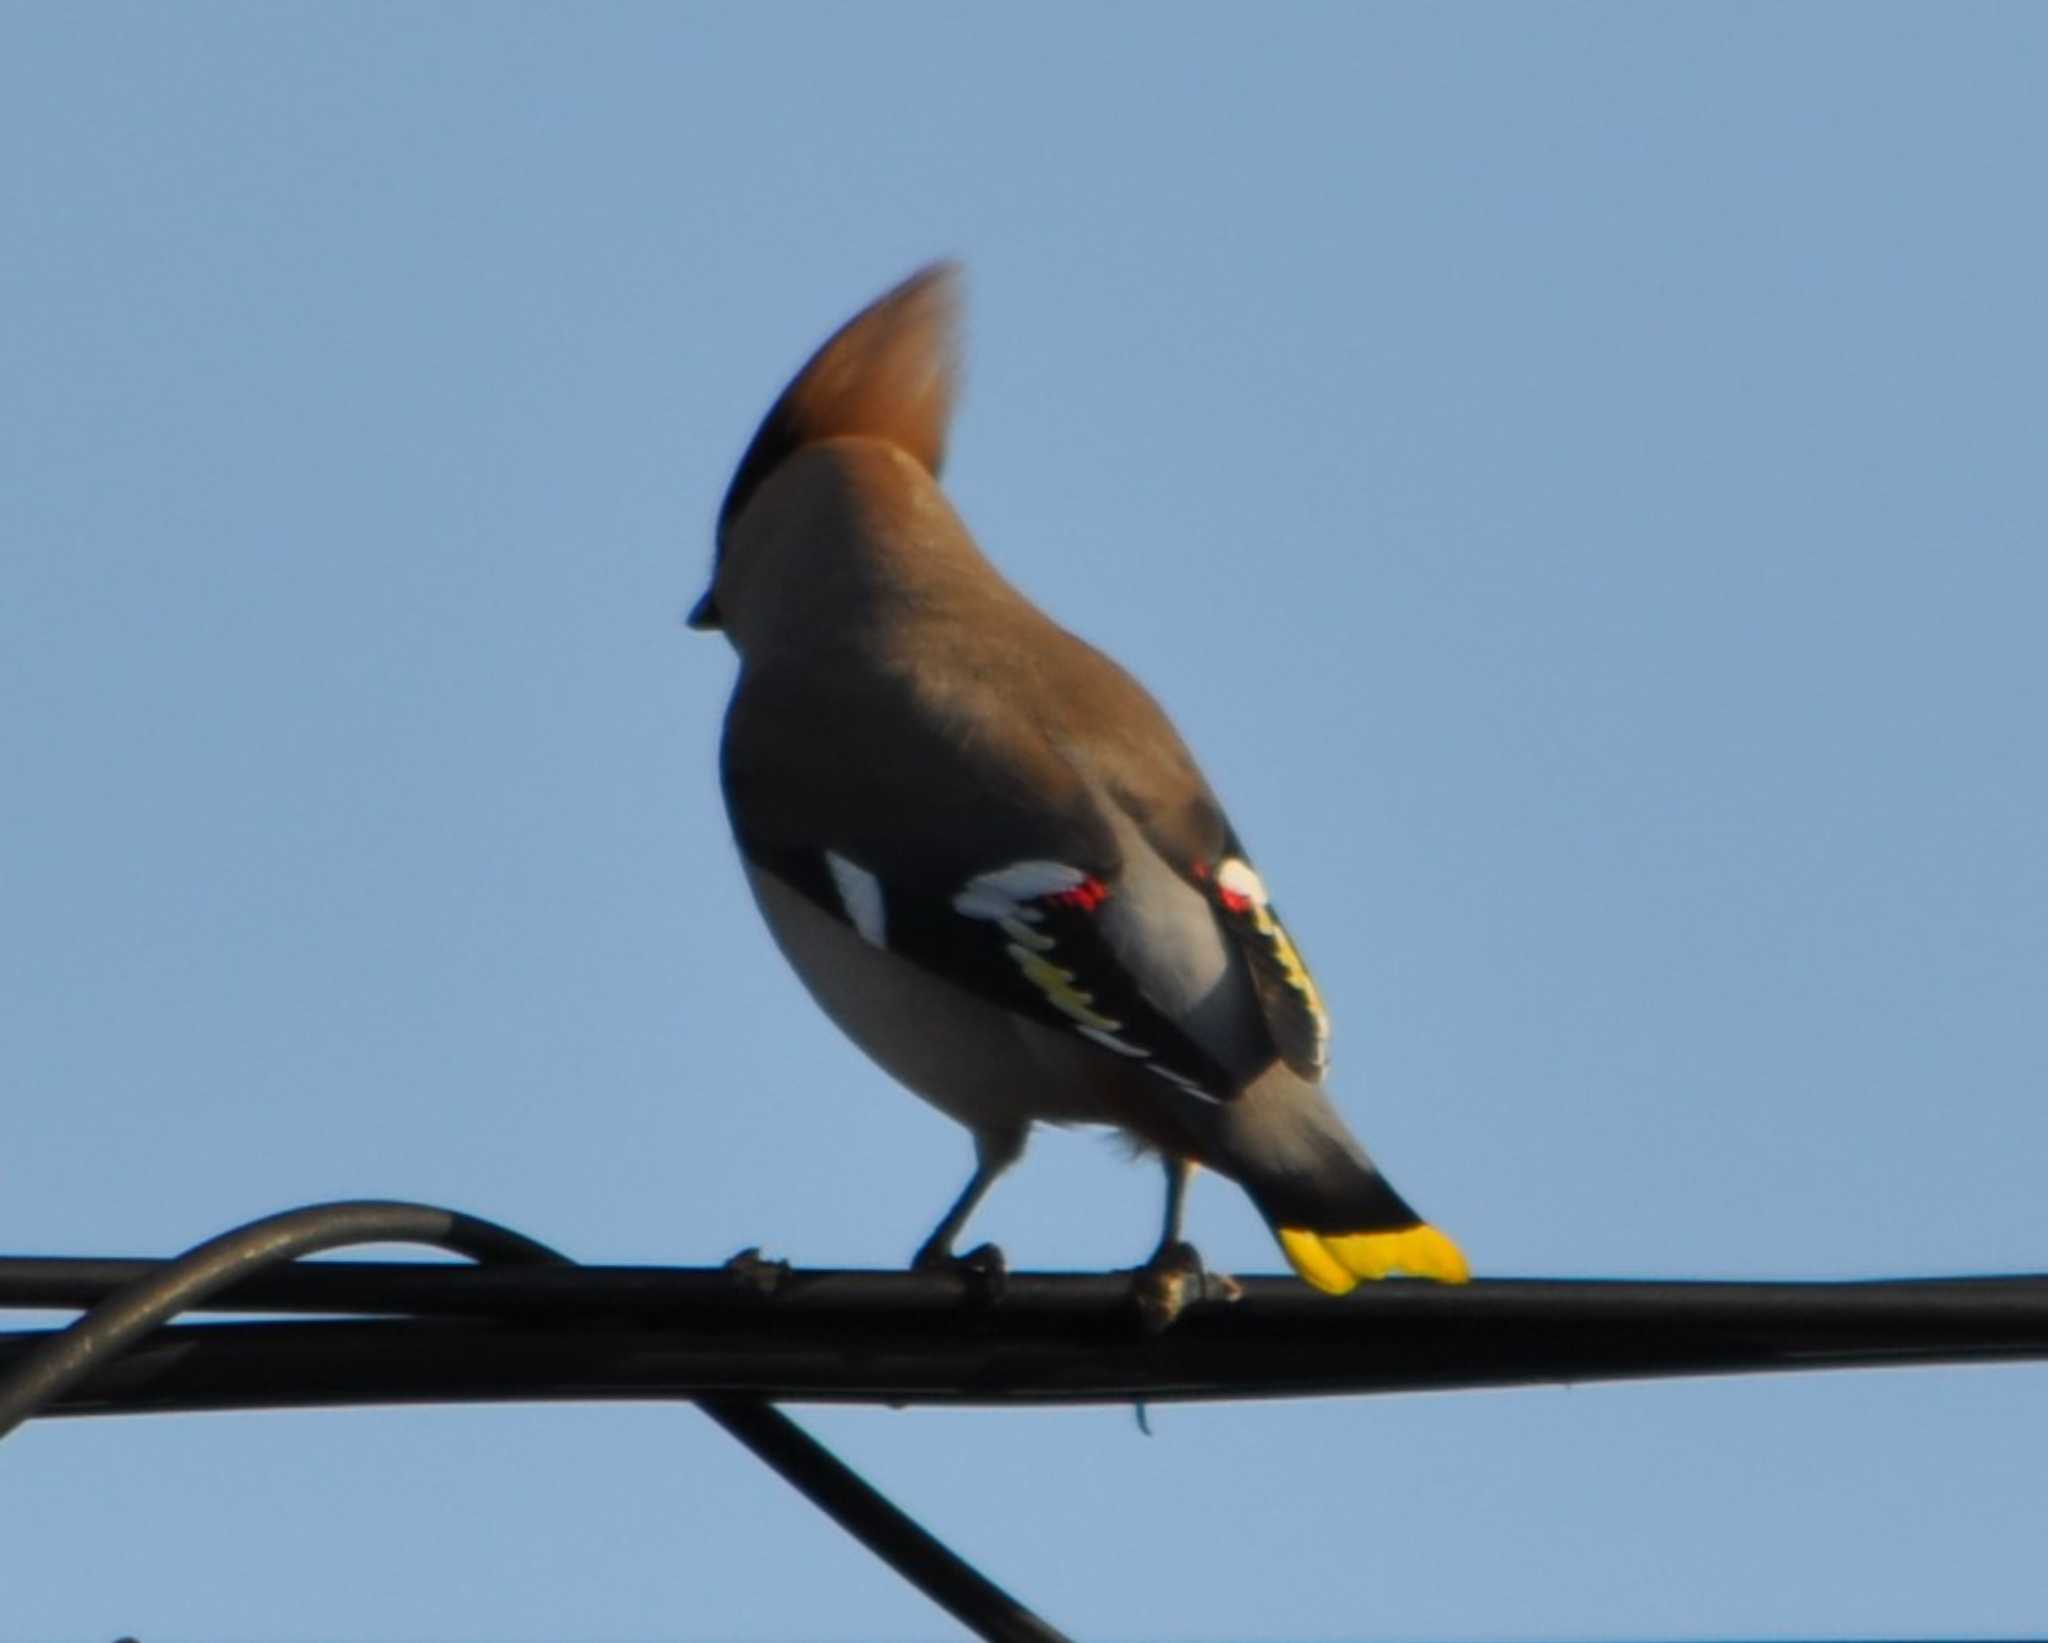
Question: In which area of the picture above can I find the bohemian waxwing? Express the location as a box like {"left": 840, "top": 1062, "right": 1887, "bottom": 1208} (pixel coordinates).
{"left": 691, "top": 263, "right": 1468, "bottom": 1300}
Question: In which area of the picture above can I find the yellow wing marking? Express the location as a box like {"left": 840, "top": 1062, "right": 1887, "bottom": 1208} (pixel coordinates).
{"left": 1008, "top": 944, "right": 1122, "bottom": 1033}
{"left": 1217, "top": 857, "right": 1331, "bottom": 1068}
{"left": 1251, "top": 904, "right": 1328, "bottom": 1047}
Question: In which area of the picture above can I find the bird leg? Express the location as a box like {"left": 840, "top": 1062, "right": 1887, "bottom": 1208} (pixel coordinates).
{"left": 1131, "top": 1156, "right": 1240, "bottom": 1331}
{"left": 911, "top": 1127, "right": 1023, "bottom": 1291}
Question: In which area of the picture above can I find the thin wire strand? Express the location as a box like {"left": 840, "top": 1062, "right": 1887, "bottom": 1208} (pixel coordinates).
{"left": 0, "top": 1200, "right": 561, "bottom": 1440}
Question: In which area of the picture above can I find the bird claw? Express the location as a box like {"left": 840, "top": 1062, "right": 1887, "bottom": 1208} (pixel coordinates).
{"left": 1131, "top": 1240, "right": 1242, "bottom": 1332}
{"left": 911, "top": 1239, "right": 1008, "bottom": 1302}
{"left": 723, "top": 1246, "right": 793, "bottom": 1297}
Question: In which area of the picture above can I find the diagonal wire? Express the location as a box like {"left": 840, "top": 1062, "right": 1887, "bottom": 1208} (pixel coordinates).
{"left": 699, "top": 1396, "right": 1070, "bottom": 1643}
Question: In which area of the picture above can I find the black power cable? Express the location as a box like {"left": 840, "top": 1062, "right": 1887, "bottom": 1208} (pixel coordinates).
{"left": 0, "top": 1201, "right": 1071, "bottom": 1643}
{"left": 16, "top": 1212, "right": 2048, "bottom": 1640}
{"left": 12, "top": 1262, "right": 2048, "bottom": 1413}
{"left": 0, "top": 1201, "right": 560, "bottom": 1440}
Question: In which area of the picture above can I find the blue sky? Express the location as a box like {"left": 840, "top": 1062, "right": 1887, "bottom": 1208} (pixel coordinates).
{"left": 4, "top": 4, "right": 2045, "bottom": 1638}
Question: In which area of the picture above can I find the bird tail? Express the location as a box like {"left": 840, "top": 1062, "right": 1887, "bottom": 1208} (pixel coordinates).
{"left": 1272, "top": 1222, "right": 1470, "bottom": 1294}
{"left": 1211, "top": 1068, "right": 1470, "bottom": 1294}
{"left": 716, "top": 261, "right": 962, "bottom": 551}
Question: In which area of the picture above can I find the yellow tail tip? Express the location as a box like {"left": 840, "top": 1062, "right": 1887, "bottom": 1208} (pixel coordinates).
{"left": 1277, "top": 1224, "right": 1471, "bottom": 1294}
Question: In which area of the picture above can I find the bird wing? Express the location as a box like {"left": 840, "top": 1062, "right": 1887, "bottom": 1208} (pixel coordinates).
{"left": 722, "top": 646, "right": 1331, "bottom": 1100}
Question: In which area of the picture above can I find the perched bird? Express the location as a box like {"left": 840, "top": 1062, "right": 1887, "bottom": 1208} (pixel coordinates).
{"left": 691, "top": 263, "right": 1467, "bottom": 1302}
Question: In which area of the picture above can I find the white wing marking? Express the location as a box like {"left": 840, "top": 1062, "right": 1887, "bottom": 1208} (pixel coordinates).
{"left": 825, "top": 851, "right": 887, "bottom": 948}
{"left": 1215, "top": 857, "right": 1268, "bottom": 906}
{"left": 952, "top": 861, "right": 1088, "bottom": 919}
{"left": 1145, "top": 1062, "right": 1222, "bottom": 1101}
{"left": 1075, "top": 1023, "right": 1152, "bottom": 1059}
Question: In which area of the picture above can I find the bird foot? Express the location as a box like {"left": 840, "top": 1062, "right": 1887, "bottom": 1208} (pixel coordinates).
{"left": 723, "top": 1246, "right": 793, "bottom": 1297}
{"left": 911, "top": 1239, "right": 1008, "bottom": 1302}
{"left": 1131, "top": 1241, "right": 1242, "bottom": 1332}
